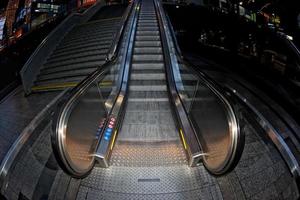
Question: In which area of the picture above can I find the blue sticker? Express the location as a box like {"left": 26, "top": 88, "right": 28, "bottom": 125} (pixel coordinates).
{"left": 104, "top": 136, "right": 110, "bottom": 141}
{"left": 106, "top": 128, "right": 113, "bottom": 133}
{"left": 105, "top": 131, "right": 112, "bottom": 137}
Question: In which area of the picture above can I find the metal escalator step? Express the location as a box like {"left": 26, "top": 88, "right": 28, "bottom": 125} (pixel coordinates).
{"left": 123, "top": 109, "right": 174, "bottom": 123}
{"left": 128, "top": 91, "right": 168, "bottom": 99}
{"left": 138, "top": 21, "right": 157, "bottom": 25}
{"left": 134, "top": 47, "right": 162, "bottom": 54}
{"left": 137, "top": 26, "right": 159, "bottom": 31}
{"left": 119, "top": 122, "right": 178, "bottom": 142}
{"left": 131, "top": 68, "right": 165, "bottom": 74}
{"left": 126, "top": 101, "right": 171, "bottom": 111}
{"left": 110, "top": 141, "right": 186, "bottom": 166}
{"left": 139, "top": 16, "right": 157, "bottom": 20}
{"left": 131, "top": 73, "right": 165, "bottom": 80}
{"left": 133, "top": 54, "right": 163, "bottom": 62}
{"left": 137, "top": 24, "right": 158, "bottom": 29}
{"left": 138, "top": 19, "right": 157, "bottom": 23}
{"left": 136, "top": 30, "right": 159, "bottom": 36}
{"left": 135, "top": 41, "right": 161, "bottom": 47}
{"left": 132, "top": 63, "right": 164, "bottom": 70}
{"left": 130, "top": 80, "right": 166, "bottom": 85}
{"left": 135, "top": 35, "right": 160, "bottom": 41}
{"left": 129, "top": 85, "right": 167, "bottom": 91}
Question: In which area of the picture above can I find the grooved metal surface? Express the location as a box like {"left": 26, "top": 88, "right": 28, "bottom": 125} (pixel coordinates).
{"left": 111, "top": 140, "right": 187, "bottom": 167}
{"left": 78, "top": 164, "right": 221, "bottom": 200}
{"left": 0, "top": 87, "right": 59, "bottom": 163}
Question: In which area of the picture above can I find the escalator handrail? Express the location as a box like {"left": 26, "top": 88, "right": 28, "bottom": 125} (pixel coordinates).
{"left": 107, "top": 1, "right": 133, "bottom": 61}
{"left": 277, "top": 32, "right": 300, "bottom": 65}
{"left": 155, "top": 0, "right": 242, "bottom": 174}
{"left": 51, "top": 0, "right": 138, "bottom": 177}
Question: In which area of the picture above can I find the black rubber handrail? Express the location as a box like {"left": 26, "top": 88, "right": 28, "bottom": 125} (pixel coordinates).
{"left": 156, "top": 0, "right": 244, "bottom": 174}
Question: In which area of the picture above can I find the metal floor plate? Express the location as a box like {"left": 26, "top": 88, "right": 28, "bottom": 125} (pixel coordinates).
{"left": 110, "top": 140, "right": 187, "bottom": 167}
{"left": 77, "top": 164, "right": 222, "bottom": 200}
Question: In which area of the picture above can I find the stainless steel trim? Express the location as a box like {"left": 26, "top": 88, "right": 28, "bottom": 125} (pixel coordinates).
{"left": 53, "top": 61, "right": 117, "bottom": 177}
{"left": 0, "top": 90, "right": 68, "bottom": 190}
{"left": 228, "top": 87, "right": 300, "bottom": 178}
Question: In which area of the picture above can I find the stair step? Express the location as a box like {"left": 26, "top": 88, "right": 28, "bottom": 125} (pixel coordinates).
{"left": 129, "top": 85, "right": 167, "bottom": 91}
{"left": 55, "top": 40, "right": 111, "bottom": 53}
{"left": 60, "top": 35, "right": 113, "bottom": 48}
{"left": 47, "top": 49, "right": 107, "bottom": 64}
{"left": 37, "top": 68, "right": 96, "bottom": 81}
{"left": 132, "top": 63, "right": 164, "bottom": 70}
{"left": 130, "top": 80, "right": 166, "bottom": 85}
{"left": 134, "top": 47, "right": 162, "bottom": 54}
{"left": 131, "top": 73, "right": 165, "bottom": 80}
{"left": 50, "top": 45, "right": 109, "bottom": 59}
{"left": 136, "top": 35, "right": 160, "bottom": 41}
{"left": 136, "top": 30, "right": 159, "bottom": 36}
{"left": 42, "top": 61, "right": 103, "bottom": 73}
{"left": 137, "top": 26, "right": 159, "bottom": 31}
{"left": 133, "top": 54, "right": 164, "bottom": 62}
{"left": 129, "top": 91, "right": 168, "bottom": 99}
{"left": 44, "top": 55, "right": 105, "bottom": 69}
{"left": 135, "top": 41, "right": 161, "bottom": 47}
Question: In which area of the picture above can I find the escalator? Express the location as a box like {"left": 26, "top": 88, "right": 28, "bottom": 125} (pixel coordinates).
{"left": 51, "top": 0, "right": 244, "bottom": 197}
{"left": 1, "top": 0, "right": 299, "bottom": 199}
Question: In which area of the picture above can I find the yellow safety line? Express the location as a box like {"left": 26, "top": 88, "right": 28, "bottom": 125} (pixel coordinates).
{"left": 32, "top": 80, "right": 113, "bottom": 91}
{"left": 98, "top": 81, "right": 113, "bottom": 86}
{"left": 179, "top": 129, "right": 187, "bottom": 150}
{"left": 32, "top": 82, "right": 78, "bottom": 91}
{"left": 110, "top": 130, "right": 118, "bottom": 150}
